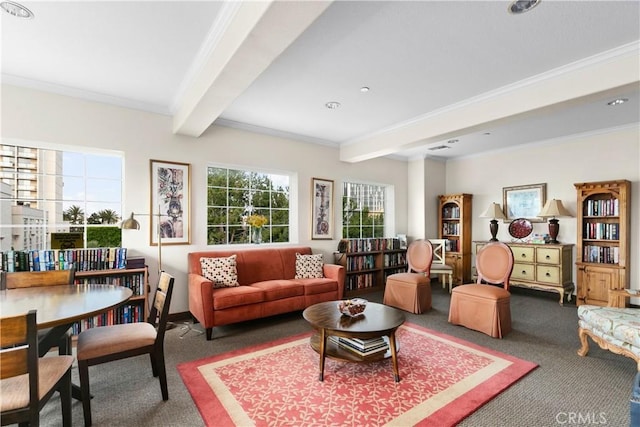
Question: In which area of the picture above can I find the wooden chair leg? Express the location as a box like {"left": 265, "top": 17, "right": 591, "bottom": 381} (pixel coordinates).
{"left": 60, "top": 369, "right": 72, "bottom": 427}
{"left": 78, "top": 360, "right": 92, "bottom": 427}
{"left": 155, "top": 351, "right": 169, "bottom": 401}
{"left": 150, "top": 353, "right": 158, "bottom": 377}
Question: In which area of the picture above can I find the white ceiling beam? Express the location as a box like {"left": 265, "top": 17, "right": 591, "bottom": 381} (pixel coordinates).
{"left": 173, "top": 0, "right": 333, "bottom": 137}
{"left": 340, "top": 45, "right": 640, "bottom": 163}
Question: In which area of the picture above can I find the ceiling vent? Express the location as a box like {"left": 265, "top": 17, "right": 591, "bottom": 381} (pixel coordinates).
{"left": 428, "top": 145, "right": 451, "bottom": 151}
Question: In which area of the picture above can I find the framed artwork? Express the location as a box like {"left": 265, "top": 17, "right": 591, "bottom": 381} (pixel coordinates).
{"left": 311, "top": 178, "right": 334, "bottom": 240}
{"left": 150, "top": 159, "right": 191, "bottom": 245}
{"left": 502, "top": 183, "right": 547, "bottom": 222}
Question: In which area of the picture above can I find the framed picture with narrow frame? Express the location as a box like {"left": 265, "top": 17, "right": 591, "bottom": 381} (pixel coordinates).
{"left": 502, "top": 183, "right": 546, "bottom": 222}
{"left": 311, "top": 178, "right": 334, "bottom": 240}
{"left": 150, "top": 159, "right": 191, "bottom": 245}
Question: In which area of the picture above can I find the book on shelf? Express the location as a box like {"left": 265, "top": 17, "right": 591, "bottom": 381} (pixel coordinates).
{"left": 0, "top": 247, "right": 128, "bottom": 272}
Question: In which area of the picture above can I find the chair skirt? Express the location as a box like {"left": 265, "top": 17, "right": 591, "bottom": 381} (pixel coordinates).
{"left": 448, "top": 284, "right": 511, "bottom": 338}
{"left": 383, "top": 273, "right": 431, "bottom": 314}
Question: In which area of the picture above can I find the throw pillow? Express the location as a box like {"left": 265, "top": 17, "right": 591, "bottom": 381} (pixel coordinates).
{"left": 295, "top": 253, "right": 324, "bottom": 279}
{"left": 200, "top": 255, "right": 239, "bottom": 288}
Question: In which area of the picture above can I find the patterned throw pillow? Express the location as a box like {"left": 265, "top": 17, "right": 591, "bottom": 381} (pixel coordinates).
{"left": 200, "top": 255, "right": 239, "bottom": 288}
{"left": 295, "top": 253, "right": 324, "bottom": 279}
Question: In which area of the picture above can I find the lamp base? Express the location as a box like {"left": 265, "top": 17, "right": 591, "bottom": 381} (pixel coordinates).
{"left": 547, "top": 218, "right": 560, "bottom": 244}
{"left": 489, "top": 219, "right": 499, "bottom": 242}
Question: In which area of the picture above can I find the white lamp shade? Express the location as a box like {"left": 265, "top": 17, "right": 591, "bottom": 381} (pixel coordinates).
{"left": 480, "top": 202, "right": 507, "bottom": 220}
{"left": 538, "top": 199, "right": 572, "bottom": 218}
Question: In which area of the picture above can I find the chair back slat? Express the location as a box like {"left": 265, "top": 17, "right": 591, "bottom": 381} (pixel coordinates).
{"left": 476, "top": 242, "right": 514, "bottom": 289}
{"left": 0, "top": 310, "right": 38, "bottom": 394}
{"left": 5, "top": 268, "right": 76, "bottom": 289}
{"left": 428, "top": 239, "right": 447, "bottom": 265}
{"left": 148, "top": 272, "right": 174, "bottom": 336}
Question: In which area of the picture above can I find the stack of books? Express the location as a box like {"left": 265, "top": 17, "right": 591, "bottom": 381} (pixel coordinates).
{"left": 329, "top": 336, "right": 389, "bottom": 357}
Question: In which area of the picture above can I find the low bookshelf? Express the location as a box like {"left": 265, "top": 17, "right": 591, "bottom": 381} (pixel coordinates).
{"left": 334, "top": 238, "right": 407, "bottom": 297}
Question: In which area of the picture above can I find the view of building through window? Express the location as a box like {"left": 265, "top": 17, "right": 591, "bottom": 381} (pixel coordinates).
{"left": 206, "top": 166, "right": 291, "bottom": 245}
{"left": 0, "top": 143, "right": 123, "bottom": 252}
{"left": 342, "top": 182, "right": 386, "bottom": 238}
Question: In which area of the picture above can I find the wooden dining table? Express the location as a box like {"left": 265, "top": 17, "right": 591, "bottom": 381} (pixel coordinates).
{"left": 0, "top": 283, "right": 133, "bottom": 399}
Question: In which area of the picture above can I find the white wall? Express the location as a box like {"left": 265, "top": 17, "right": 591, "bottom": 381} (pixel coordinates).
{"left": 1, "top": 85, "right": 409, "bottom": 313}
{"left": 444, "top": 126, "right": 640, "bottom": 292}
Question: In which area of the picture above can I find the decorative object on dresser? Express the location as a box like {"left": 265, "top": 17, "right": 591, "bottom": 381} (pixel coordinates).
{"left": 508, "top": 218, "right": 534, "bottom": 240}
{"left": 384, "top": 239, "right": 434, "bottom": 314}
{"left": 474, "top": 241, "right": 573, "bottom": 305}
{"left": 334, "top": 238, "right": 407, "bottom": 297}
{"left": 537, "top": 199, "right": 572, "bottom": 244}
{"left": 479, "top": 202, "right": 507, "bottom": 241}
{"left": 503, "top": 183, "right": 546, "bottom": 222}
{"left": 574, "top": 180, "right": 630, "bottom": 307}
{"left": 449, "top": 242, "right": 514, "bottom": 339}
{"left": 438, "top": 193, "right": 472, "bottom": 285}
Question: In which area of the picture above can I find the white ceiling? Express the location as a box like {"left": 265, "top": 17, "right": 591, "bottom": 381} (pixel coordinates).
{"left": 2, "top": 0, "right": 639, "bottom": 161}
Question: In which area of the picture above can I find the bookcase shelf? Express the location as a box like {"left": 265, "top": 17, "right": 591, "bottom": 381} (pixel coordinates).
{"left": 575, "top": 179, "right": 630, "bottom": 307}
{"left": 334, "top": 238, "right": 407, "bottom": 297}
{"left": 73, "top": 266, "right": 149, "bottom": 335}
{"left": 438, "top": 194, "right": 472, "bottom": 285}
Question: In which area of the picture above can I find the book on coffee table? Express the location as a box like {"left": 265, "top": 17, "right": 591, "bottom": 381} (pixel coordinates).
{"left": 329, "top": 336, "right": 389, "bottom": 357}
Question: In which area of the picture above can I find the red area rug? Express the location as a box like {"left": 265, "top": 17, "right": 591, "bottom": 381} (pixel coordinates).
{"left": 178, "top": 323, "right": 537, "bottom": 426}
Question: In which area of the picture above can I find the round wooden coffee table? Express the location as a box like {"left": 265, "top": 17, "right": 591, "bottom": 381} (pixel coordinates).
{"left": 302, "top": 301, "right": 406, "bottom": 382}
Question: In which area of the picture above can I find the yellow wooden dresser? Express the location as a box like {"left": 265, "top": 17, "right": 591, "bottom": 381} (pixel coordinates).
{"left": 474, "top": 242, "right": 574, "bottom": 305}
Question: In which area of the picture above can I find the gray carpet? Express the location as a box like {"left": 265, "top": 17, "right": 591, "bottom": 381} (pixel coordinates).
{"left": 39, "top": 285, "right": 636, "bottom": 426}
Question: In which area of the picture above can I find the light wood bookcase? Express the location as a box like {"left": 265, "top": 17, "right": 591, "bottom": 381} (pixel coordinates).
{"left": 438, "top": 194, "right": 472, "bottom": 285}
{"left": 574, "top": 179, "right": 630, "bottom": 307}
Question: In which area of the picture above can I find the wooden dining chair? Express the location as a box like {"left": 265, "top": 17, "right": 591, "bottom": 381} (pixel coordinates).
{"left": 0, "top": 310, "right": 75, "bottom": 427}
{"left": 428, "top": 239, "right": 455, "bottom": 293}
{"left": 4, "top": 268, "right": 76, "bottom": 356}
{"left": 448, "top": 242, "right": 514, "bottom": 338}
{"left": 77, "top": 271, "right": 175, "bottom": 426}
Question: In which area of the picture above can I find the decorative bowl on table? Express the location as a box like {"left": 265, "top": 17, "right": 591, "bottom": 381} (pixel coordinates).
{"left": 337, "top": 298, "right": 367, "bottom": 317}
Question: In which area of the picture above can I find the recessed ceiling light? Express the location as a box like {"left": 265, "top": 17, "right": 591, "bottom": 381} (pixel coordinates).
{"left": 607, "top": 98, "right": 628, "bottom": 106}
{"left": 428, "top": 145, "right": 451, "bottom": 151}
{"left": 508, "top": 0, "right": 541, "bottom": 14}
{"left": 1, "top": 1, "right": 33, "bottom": 19}
{"left": 325, "top": 101, "right": 341, "bottom": 109}
{"left": 360, "top": 87, "right": 370, "bottom": 93}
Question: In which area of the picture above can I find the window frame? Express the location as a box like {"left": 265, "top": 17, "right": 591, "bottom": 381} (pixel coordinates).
{"left": 341, "top": 180, "right": 395, "bottom": 239}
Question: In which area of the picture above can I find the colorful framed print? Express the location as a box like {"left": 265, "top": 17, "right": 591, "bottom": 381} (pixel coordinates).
{"left": 311, "top": 178, "right": 334, "bottom": 240}
{"left": 150, "top": 159, "right": 191, "bottom": 245}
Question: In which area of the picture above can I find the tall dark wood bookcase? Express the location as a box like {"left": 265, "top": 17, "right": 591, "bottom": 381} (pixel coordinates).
{"left": 575, "top": 180, "right": 630, "bottom": 307}
{"left": 438, "top": 193, "right": 472, "bottom": 285}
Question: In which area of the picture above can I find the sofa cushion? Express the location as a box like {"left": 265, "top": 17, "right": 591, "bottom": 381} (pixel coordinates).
{"left": 212, "top": 285, "right": 264, "bottom": 310}
{"left": 295, "top": 253, "right": 324, "bottom": 279}
{"left": 250, "top": 280, "right": 304, "bottom": 302}
{"left": 200, "top": 255, "right": 239, "bottom": 288}
{"left": 296, "top": 278, "right": 338, "bottom": 295}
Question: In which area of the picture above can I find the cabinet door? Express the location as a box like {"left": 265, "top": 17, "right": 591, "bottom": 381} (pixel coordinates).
{"left": 577, "top": 265, "right": 620, "bottom": 306}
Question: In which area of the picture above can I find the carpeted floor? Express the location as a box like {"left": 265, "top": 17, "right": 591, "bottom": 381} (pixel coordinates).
{"left": 39, "top": 285, "right": 637, "bottom": 426}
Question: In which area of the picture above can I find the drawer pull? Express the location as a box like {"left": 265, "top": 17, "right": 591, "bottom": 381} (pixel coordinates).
{"left": 522, "top": 270, "right": 527, "bottom": 275}
{"left": 545, "top": 255, "right": 550, "bottom": 260}
{"left": 521, "top": 254, "right": 526, "bottom": 258}
{"left": 545, "top": 272, "right": 551, "bottom": 277}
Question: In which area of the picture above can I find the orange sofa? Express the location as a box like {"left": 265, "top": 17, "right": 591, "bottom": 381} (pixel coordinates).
{"left": 188, "top": 246, "right": 345, "bottom": 340}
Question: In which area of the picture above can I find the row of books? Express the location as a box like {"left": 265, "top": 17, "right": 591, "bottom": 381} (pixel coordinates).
{"left": 75, "top": 274, "right": 146, "bottom": 296}
{"left": 340, "top": 238, "right": 401, "bottom": 253}
{"left": 329, "top": 336, "right": 389, "bottom": 357}
{"left": 584, "top": 198, "right": 619, "bottom": 217}
{"left": 69, "top": 302, "right": 145, "bottom": 335}
{"left": 584, "top": 245, "right": 620, "bottom": 264}
{"left": 383, "top": 252, "right": 407, "bottom": 268}
{"left": 345, "top": 254, "right": 377, "bottom": 271}
{"left": 0, "top": 247, "right": 128, "bottom": 272}
{"left": 442, "top": 223, "right": 460, "bottom": 236}
{"left": 583, "top": 222, "right": 619, "bottom": 240}
{"left": 346, "top": 272, "right": 375, "bottom": 291}
{"left": 441, "top": 205, "right": 461, "bottom": 219}
{"left": 444, "top": 239, "right": 460, "bottom": 252}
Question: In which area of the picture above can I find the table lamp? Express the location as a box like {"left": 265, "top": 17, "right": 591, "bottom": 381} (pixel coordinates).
{"left": 480, "top": 202, "right": 507, "bottom": 241}
{"left": 538, "top": 199, "right": 572, "bottom": 244}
